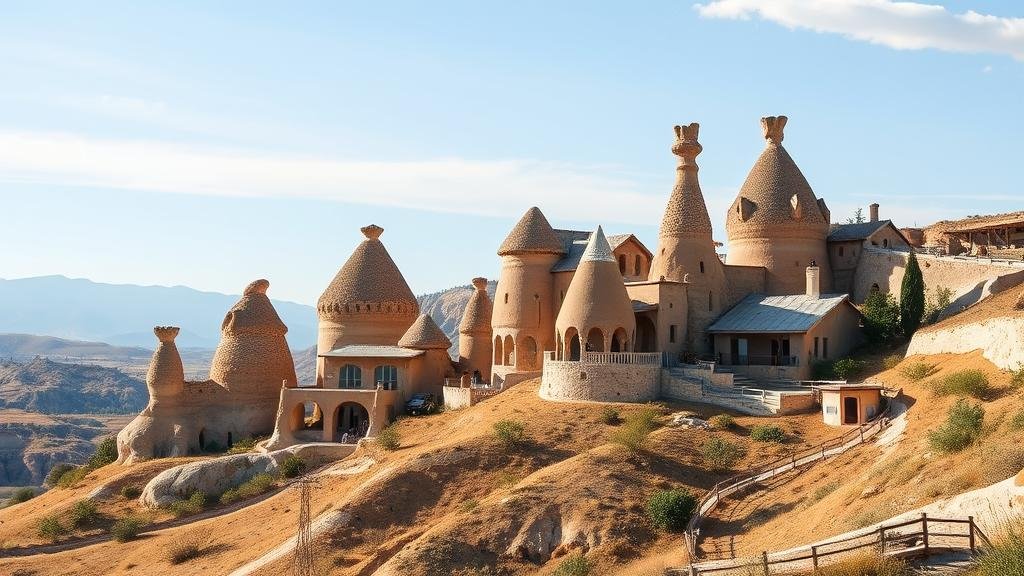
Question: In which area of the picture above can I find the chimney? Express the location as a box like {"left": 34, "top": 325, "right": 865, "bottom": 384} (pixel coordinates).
{"left": 806, "top": 261, "right": 820, "bottom": 299}
{"left": 869, "top": 203, "right": 879, "bottom": 223}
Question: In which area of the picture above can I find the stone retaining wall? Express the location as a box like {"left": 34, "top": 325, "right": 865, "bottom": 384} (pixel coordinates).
{"left": 907, "top": 316, "right": 1024, "bottom": 371}
{"left": 540, "top": 360, "right": 660, "bottom": 402}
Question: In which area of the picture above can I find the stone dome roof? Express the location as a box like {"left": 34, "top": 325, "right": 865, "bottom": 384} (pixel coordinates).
{"left": 459, "top": 277, "right": 493, "bottom": 334}
{"left": 556, "top": 226, "right": 636, "bottom": 338}
{"left": 317, "top": 225, "right": 419, "bottom": 320}
{"left": 221, "top": 279, "right": 288, "bottom": 336}
{"left": 726, "top": 116, "right": 829, "bottom": 238}
{"left": 660, "top": 123, "right": 713, "bottom": 237}
{"left": 498, "top": 207, "right": 566, "bottom": 256}
{"left": 398, "top": 314, "right": 452, "bottom": 350}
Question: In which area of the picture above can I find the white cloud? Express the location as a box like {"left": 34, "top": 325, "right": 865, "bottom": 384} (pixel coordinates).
{"left": 0, "top": 131, "right": 665, "bottom": 226}
{"left": 694, "top": 0, "right": 1024, "bottom": 60}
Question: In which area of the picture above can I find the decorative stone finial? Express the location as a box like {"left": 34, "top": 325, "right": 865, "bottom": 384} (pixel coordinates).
{"left": 671, "top": 123, "right": 702, "bottom": 168}
{"left": 472, "top": 277, "right": 488, "bottom": 290}
{"left": 361, "top": 224, "right": 384, "bottom": 240}
{"left": 154, "top": 326, "right": 180, "bottom": 342}
{"left": 761, "top": 115, "right": 787, "bottom": 144}
{"left": 243, "top": 279, "right": 270, "bottom": 296}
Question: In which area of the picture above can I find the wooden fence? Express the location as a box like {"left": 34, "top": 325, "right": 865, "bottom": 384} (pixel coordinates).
{"left": 674, "top": 513, "right": 990, "bottom": 575}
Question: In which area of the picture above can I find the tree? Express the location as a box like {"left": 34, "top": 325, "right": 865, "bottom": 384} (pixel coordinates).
{"left": 845, "top": 208, "right": 865, "bottom": 224}
{"left": 900, "top": 251, "right": 925, "bottom": 337}
{"left": 862, "top": 291, "right": 901, "bottom": 344}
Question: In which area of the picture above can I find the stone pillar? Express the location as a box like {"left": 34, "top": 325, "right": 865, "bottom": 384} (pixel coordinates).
{"left": 806, "top": 263, "right": 821, "bottom": 299}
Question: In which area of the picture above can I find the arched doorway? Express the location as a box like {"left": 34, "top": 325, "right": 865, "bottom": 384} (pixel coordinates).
{"left": 586, "top": 327, "right": 605, "bottom": 353}
{"left": 611, "top": 328, "right": 629, "bottom": 352}
{"left": 494, "top": 335, "right": 503, "bottom": 365}
{"left": 564, "top": 327, "right": 581, "bottom": 361}
{"left": 290, "top": 401, "right": 324, "bottom": 442}
{"left": 503, "top": 335, "right": 515, "bottom": 366}
{"left": 635, "top": 316, "right": 656, "bottom": 352}
{"left": 519, "top": 336, "right": 538, "bottom": 369}
{"left": 336, "top": 402, "right": 370, "bottom": 442}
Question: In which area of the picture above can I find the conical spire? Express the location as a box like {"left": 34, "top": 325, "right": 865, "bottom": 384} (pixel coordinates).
{"left": 459, "top": 278, "right": 493, "bottom": 334}
{"left": 399, "top": 314, "right": 452, "bottom": 350}
{"left": 659, "top": 123, "right": 713, "bottom": 237}
{"left": 581, "top": 226, "right": 616, "bottom": 263}
{"left": 497, "top": 207, "right": 565, "bottom": 256}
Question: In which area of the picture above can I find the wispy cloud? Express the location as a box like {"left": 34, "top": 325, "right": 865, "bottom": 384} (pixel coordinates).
{"left": 695, "top": 1, "right": 1024, "bottom": 60}
{"left": 0, "top": 131, "right": 665, "bottom": 226}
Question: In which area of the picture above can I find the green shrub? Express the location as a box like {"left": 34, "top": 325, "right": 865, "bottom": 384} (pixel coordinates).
{"left": 553, "top": 551, "right": 592, "bottom": 576}
{"left": 709, "top": 414, "right": 735, "bottom": 430}
{"left": 833, "top": 358, "right": 867, "bottom": 380}
{"left": 1009, "top": 366, "right": 1024, "bottom": 390}
{"left": 279, "top": 455, "right": 306, "bottom": 479}
{"left": 932, "top": 369, "right": 991, "bottom": 398}
{"left": 928, "top": 400, "right": 985, "bottom": 453}
{"left": 168, "top": 491, "right": 207, "bottom": 517}
{"left": 701, "top": 437, "right": 745, "bottom": 471}
{"left": 220, "top": 473, "right": 276, "bottom": 504}
{"left": 810, "top": 481, "right": 841, "bottom": 503}
{"left": 45, "top": 463, "right": 76, "bottom": 487}
{"left": 812, "top": 360, "right": 836, "bottom": 380}
{"left": 120, "top": 484, "right": 142, "bottom": 500}
{"left": 882, "top": 355, "right": 903, "bottom": 370}
{"left": 69, "top": 499, "right": 98, "bottom": 528}
{"left": 56, "top": 466, "right": 89, "bottom": 489}
{"left": 227, "top": 436, "right": 261, "bottom": 454}
{"left": 923, "top": 285, "right": 953, "bottom": 325}
{"left": 375, "top": 424, "right": 401, "bottom": 451}
{"left": 863, "top": 291, "right": 901, "bottom": 343}
{"left": 460, "top": 499, "right": 478, "bottom": 513}
{"left": 971, "top": 519, "right": 1024, "bottom": 576}
{"left": 37, "top": 514, "right": 66, "bottom": 542}
{"left": 86, "top": 436, "right": 118, "bottom": 469}
{"left": 599, "top": 406, "right": 620, "bottom": 425}
{"left": 7, "top": 487, "right": 37, "bottom": 506}
{"left": 900, "top": 251, "right": 926, "bottom": 337}
{"left": 899, "top": 362, "right": 935, "bottom": 381}
{"left": 750, "top": 425, "right": 786, "bottom": 443}
{"left": 646, "top": 488, "right": 697, "bottom": 532}
{"left": 1010, "top": 412, "right": 1024, "bottom": 431}
{"left": 609, "top": 408, "right": 660, "bottom": 454}
{"left": 110, "top": 515, "right": 146, "bottom": 542}
{"left": 493, "top": 419, "right": 526, "bottom": 450}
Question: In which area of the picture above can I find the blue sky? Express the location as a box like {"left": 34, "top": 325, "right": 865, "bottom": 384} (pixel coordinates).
{"left": 1, "top": 1, "right": 1022, "bottom": 305}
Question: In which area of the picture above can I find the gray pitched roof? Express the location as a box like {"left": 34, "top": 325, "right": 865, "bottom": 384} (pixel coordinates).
{"left": 551, "top": 229, "right": 650, "bottom": 273}
{"left": 828, "top": 220, "right": 897, "bottom": 242}
{"left": 707, "top": 293, "right": 854, "bottom": 334}
{"left": 320, "top": 345, "right": 424, "bottom": 359}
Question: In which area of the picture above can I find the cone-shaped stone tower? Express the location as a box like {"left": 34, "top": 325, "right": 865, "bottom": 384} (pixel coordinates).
{"left": 492, "top": 207, "right": 565, "bottom": 377}
{"left": 146, "top": 326, "right": 184, "bottom": 404}
{"left": 398, "top": 314, "right": 452, "bottom": 350}
{"left": 555, "top": 226, "right": 636, "bottom": 357}
{"left": 458, "top": 277, "right": 493, "bottom": 382}
{"left": 726, "top": 116, "right": 832, "bottom": 295}
{"left": 648, "top": 122, "right": 726, "bottom": 353}
{"left": 316, "top": 225, "right": 419, "bottom": 382}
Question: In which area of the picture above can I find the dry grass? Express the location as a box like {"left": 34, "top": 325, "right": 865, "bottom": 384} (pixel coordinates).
{"left": 898, "top": 361, "right": 936, "bottom": 381}
{"left": 808, "top": 553, "right": 912, "bottom": 576}
{"left": 166, "top": 529, "right": 211, "bottom": 565}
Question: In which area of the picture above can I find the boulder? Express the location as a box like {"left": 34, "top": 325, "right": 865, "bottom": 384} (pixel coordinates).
{"left": 141, "top": 449, "right": 292, "bottom": 507}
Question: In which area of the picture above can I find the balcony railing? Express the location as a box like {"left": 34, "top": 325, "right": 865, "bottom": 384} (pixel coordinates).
{"left": 717, "top": 353, "right": 800, "bottom": 367}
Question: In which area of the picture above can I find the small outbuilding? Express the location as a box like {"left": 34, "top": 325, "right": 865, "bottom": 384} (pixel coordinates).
{"left": 818, "top": 383, "right": 884, "bottom": 426}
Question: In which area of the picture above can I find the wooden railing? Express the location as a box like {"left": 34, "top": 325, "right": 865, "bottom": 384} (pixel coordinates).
{"left": 676, "top": 513, "right": 991, "bottom": 575}
{"left": 684, "top": 402, "right": 895, "bottom": 561}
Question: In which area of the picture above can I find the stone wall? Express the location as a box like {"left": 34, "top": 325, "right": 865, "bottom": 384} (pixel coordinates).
{"left": 722, "top": 265, "right": 767, "bottom": 310}
{"left": 442, "top": 386, "right": 503, "bottom": 410}
{"left": 852, "top": 247, "right": 1024, "bottom": 306}
{"left": 907, "top": 317, "right": 1024, "bottom": 371}
{"left": 777, "top": 392, "right": 817, "bottom": 415}
{"left": 540, "top": 360, "right": 660, "bottom": 402}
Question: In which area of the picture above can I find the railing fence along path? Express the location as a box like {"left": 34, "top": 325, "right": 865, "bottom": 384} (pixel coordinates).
{"left": 672, "top": 513, "right": 991, "bottom": 575}
{"left": 683, "top": 403, "right": 896, "bottom": 563}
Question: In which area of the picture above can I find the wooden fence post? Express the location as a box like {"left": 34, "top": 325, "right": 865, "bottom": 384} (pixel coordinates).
{"left": 811, "top": 545, "right": 818, "bottom": 569}
{"left": 761, "top": 551, "right": 769, "bottom": 576}
{"left": 969, "top": 515, "right": 976, "bottom": 552}
{"left": 879, "top": 525, "right": 886, "bottom": 553}
{"left": 922, "top": 513, "right": 929, "bottom": 552}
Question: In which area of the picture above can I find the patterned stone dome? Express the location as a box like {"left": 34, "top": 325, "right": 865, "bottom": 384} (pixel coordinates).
{"left": 726, "top": 116, "right": 829, "bottom": 240}
{"left": 219, "top": 279, "right": 288, "bottom": 336}
{"left": 498, "top": 207, "right": 565, "bottom": 256}
{"left": 398, "top": 314, "right": 452, "bottom": 350}
{"left": 317, "top": 225, "right": 419, "bottom": 321}
{"left": 459, "top": 277, "right": 493, "bottom": 335}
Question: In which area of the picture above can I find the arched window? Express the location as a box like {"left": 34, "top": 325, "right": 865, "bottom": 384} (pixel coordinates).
{"left": 565, "top": 327, "right": 581, "bottom": 361}
{"left": 618, "top": 254, "right": 627, "bottom": 275}
{"left": 503, "top": 335, "right": 515, "bottom": 366}
{"left": 494, "top": 335, "right": 503, "bottom": 365}
{"left": 374, "top": 365, "right": 398, "bottom": 390}
{"left": 634, "top": 254, "right": 642, "bottom": 276}
{"left": 586, "top": 327, "right": 605, "bottom": 353}
{"left": 340, "top": 364, "right": 362, "bottom": 389}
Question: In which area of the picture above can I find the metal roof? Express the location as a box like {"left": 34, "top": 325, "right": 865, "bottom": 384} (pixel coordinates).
{"left": 551, "top": 229, "right": 651, "bottom": 273}
{"left": 707, "top": 293, "right": 853, "bottom": 334}
{"left": 828, "top": 220, "right": 891, "bottom": 242}
{"left": 319, "top": 345, "right": 424, "bottom": 359}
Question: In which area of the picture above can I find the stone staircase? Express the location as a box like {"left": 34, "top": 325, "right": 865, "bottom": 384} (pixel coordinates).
{"left": 660, "top": 367, "right": 779, "bottom": 416}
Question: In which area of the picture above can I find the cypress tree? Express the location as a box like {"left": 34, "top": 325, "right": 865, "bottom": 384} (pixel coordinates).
{"left": 900, "top": 250, "right": 925, "bottom": 337}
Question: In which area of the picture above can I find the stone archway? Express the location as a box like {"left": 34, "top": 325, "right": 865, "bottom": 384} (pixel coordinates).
{"left": 564, "top": 327, "right": 580, "bottom": 361}
{"left": 290, "top": 401, "right": 324, "bottom": 442}
{"left": 635, "top": 315, "right": 657, "bottom": 352}
{"left": 519, "top": 336, "right": 538, "bottom": 369}
{"left": 586, "top": 327, "right": 605, "bottom": 353}
{"left": 611, "top": 327, "right": 629, "bottom": 352}
{"left": 335, "top": 402, "right": 370, "bottom": 442}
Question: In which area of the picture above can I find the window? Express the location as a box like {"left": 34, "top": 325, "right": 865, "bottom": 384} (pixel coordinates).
{"left": 814, "top": 337, "right": 820, "bottom": 358}
{"left": 374, "top": 365, "right": 398, "bottom": 390}
{"left": 504, "top": 293, "right": 509, "bottom": 304}
{"left": 708, "top": 291, "right": 713, "bottom": 312}
{"left": 340, "top": 364, "right": 361, "bottom": 389}
{"left": 823, "top": 337, "right": 829, "bottom": 359}
{"left": 838, "top": 246, "right": 845, "bottom": 257}
{"left": 699, "top": 261, "right": 705, "bottom": 274}
{"left": 883, "top": 238, "right": 889, "bottom": 248}
{"left": 669, "top": 325, "right": 677, "bottom": 343}
{"left": 634, "top": 254, "right": 642, "bottom": 276}
{"left": 618, "top": 254, "right": 627, "bottom": 274}
{"left": 826, "top": 406, "right": 837, "bottom": 415}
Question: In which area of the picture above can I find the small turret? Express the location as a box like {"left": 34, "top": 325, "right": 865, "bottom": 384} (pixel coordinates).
{"left": 147, "top": 326, "right": 184, "bottom": 402}
{"left": 458, "top": 277, "right": 493, "bottom": 382}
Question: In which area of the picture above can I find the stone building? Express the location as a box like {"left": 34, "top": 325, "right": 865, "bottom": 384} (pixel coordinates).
{"left": 827, "top": 205, "right": 912, "bottom": 295}
{"left": 117, "top": 279, "right": 297, "bottom": 463}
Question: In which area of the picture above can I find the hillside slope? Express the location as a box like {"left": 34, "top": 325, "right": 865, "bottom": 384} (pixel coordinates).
{"left": 0, "top": 333, "right": 151, "bottom": 362}
{"left": 908, "top": 287, "right": 1024, "bottom": 370}
{"left": 0, "top": 358, "right": 147, "bottom": 414}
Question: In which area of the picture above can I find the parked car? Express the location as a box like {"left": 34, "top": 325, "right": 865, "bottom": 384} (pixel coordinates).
{"left": 405, "top": 393, "right": 437, "bottom": 415}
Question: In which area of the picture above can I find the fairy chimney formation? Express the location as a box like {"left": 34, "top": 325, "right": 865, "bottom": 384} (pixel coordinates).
{"left": 458, "top": 277, "right": 493, "bottom": 381}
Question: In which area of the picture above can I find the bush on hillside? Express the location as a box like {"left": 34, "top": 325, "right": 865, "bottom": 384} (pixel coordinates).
{"left": 646, "top": 488, "right": 697, "bottom": 532}
{"left": 45, "top": 463, "right": 76, "bottom": 487}
{"left": 69, "top": 499, "right": 98, "bottom": 528}
{"left": 701, "top": 437, "right": 745, "bottom": 471}
{"left": 599, "top": 406, "right": 620, "bottom": 425}
{"left": 899, "top": 362, "right": 935, "bottom": 381}
{"left": 279, "top": 455, "right": 306, "bottom": 478}
{"left": 37, "top": 514, "right": 66, "bottom": 542}
{"left": 120, "top": 484, "right": 142, "bottom": 500}
{"left": 227, "top": 436, "right": 263, "bottom": 454}
{"left": 375, "top": 424, "right": 401, "bottom": 451}
{"left": 1009, "top": 366, "right": 1024, "bottom": 390}
{"left": 110, "top": 514, "right": 146, "bottom": 542}
{"left": 882, "top": 355, "right": 903, "bottom": 370}
{"left": 971, "top": 519, "right": 1024, "bottom": 576}
{"left": 166, "top": 529, "right": 210, "bottom": 565}
{"left": 833, "top": 358, "right": 867, "bottom": 380}
{"left": 493, "top": 419, "right": 526, "bottom": 450}
{"left": 812, "top": 360, "right": 836, "bottom": 380}
{"left": 709, "top": 414, "right": 735, "bottom": 430}
{"left": 1010, "top": 411, "right": 1024, "bottom": 431}
{"left": 932, "top": 369, "right": 991, "bottom": 398}
{"left": 7, "top": 486, "right": 37, "bottom": 506}
{"left": 553, "top": 551, "right": 592, "bottom": 576}
{"left": 168, "top": 491, "right": 207, "bottom": 517}
{"left": 610, "top": 408, "right": 660, "bottom": 454}
{"left": 863, "top": 291, "right": 901, "bottom": 344}
{"left": 923, "top": 285, "right": 954, "bottom": 325}
{"left": 928, "top": 400, "right": 985, "bottom": 453}
{"left": 56, "top": 466, "right": 89, "bottom": 488}
{"left": 750, "top": 425, "right": 786, "bottom": 443}
{"left": 220, "top": 473, "right": 277, "bottom": 505}
{"left": 87, "top": 437, "right": 118, "bottom": 469}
